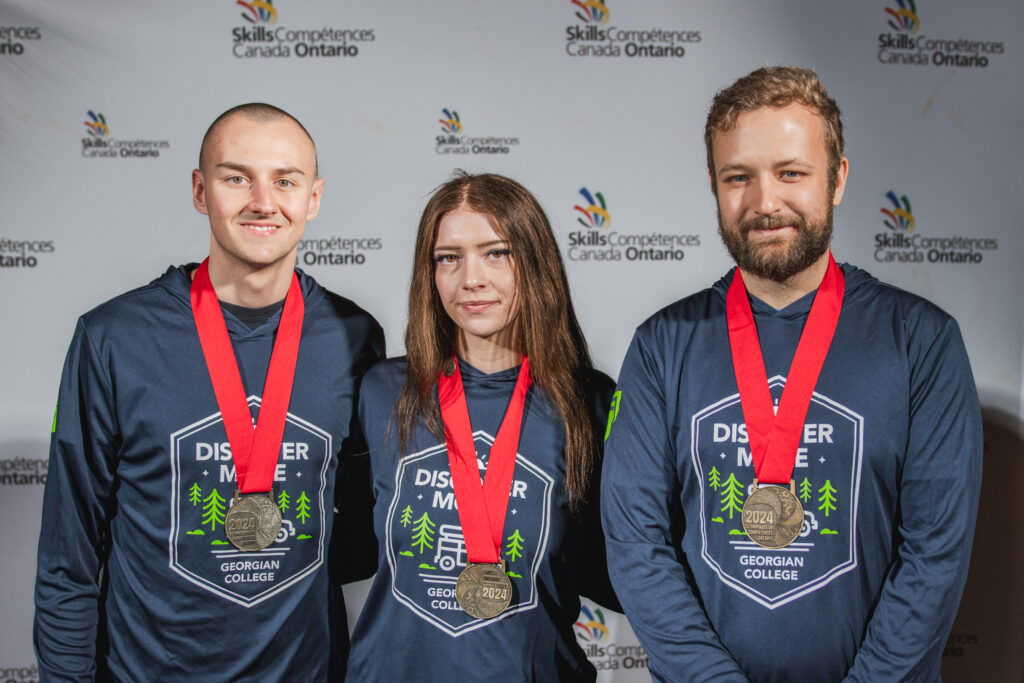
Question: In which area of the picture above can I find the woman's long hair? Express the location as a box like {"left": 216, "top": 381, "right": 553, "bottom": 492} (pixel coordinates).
{"left": 395, "top": 171, "right": 597, "bottom": 506}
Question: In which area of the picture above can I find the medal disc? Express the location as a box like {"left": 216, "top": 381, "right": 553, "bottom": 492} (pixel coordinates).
{"left": 225, "top": 491, "right": 282, "bottom": 551}
{"left": 455, "top": 562, "right": 512, "bottom": 619}
{"left": 742, "top": 480, "right": 804, "bottom": 549}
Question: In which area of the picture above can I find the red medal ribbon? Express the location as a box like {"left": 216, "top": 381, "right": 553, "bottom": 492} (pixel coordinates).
{"left": 190, "top": 259, "right": 305, "bottom": 493}
{"left": 726, "top": 253, "right": 844, "bottom": 484}
{"left": 438, "top": 357, "right": 532, "bottom": 564}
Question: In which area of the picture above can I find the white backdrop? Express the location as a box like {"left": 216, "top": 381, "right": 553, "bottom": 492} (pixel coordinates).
{"left": 2, "top": 0, "right": 1022, "bottom": 680}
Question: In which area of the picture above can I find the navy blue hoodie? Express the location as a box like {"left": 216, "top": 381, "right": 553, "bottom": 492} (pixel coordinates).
{"left": 602, "top": 264, "right": 981, "bottom": 682}
{"left": 34, "top": 265, "right": 383, "bottom": 682}
{"left": 347, "top": 358, "right": 618, "bottom": 682}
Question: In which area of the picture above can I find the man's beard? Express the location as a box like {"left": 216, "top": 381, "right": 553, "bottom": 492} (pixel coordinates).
{"left": 717, "top": 204, "right": 833, "bottom": 283}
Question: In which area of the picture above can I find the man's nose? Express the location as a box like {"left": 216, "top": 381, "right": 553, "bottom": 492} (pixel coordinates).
{"left": 750, "top": 176, "right": 780, "bottom": 215}
{"left": 248, "top": 181, "right": 276, "bottom": 215}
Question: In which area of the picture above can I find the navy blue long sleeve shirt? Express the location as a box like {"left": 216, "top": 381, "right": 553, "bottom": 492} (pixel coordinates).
{"left": 34, "top": 265, "right": 383, "bottom": 682}
{"left": 602, "top": 264, "right": 982, "bottom": 682}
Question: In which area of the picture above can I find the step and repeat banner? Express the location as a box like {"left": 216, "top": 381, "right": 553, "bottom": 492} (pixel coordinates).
{"left": 2, "top": 0, "right": 1022, "bottom": 681}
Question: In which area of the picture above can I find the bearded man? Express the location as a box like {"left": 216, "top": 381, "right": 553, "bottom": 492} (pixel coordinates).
{"left": 601, "top": 66, "right": 982, "bottom": 682}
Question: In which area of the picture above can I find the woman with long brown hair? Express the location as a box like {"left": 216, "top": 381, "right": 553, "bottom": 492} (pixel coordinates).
{"left": 345, "top": 171, "right": 618, "bottom": 680}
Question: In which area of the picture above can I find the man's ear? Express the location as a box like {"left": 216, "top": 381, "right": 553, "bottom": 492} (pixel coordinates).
{"left": 192, "top": 169, "right": 209, "bottom": 215}
{"left": 831, "top": 156, "right": 850, "bottom": 207}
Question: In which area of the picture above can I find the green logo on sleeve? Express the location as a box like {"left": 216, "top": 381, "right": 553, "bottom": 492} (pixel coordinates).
{"left": 603, "top": 390, "right": 621, "bottom": 441}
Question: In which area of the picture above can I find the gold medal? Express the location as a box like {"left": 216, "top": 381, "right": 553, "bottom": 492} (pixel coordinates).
{"left": 455, "top": 561, "right": 513, "bottom": 619}
{"left": 742, "top": 479, "right": 804, "bottom": 549}
{"left": 225, "top": 491, "right": 282, "bottom": 551}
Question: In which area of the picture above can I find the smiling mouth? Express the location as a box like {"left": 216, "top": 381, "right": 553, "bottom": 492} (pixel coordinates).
{"left": 240, "top": 222, "right": 281, "bottom": 234}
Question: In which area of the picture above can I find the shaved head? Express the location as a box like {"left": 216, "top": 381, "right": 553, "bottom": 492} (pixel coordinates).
{"left": 198, "top": 103, "right": 318, "bottom": 177}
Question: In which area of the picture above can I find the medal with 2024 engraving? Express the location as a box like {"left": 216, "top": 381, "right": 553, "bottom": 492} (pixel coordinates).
{"left": 742, "top": 479, "right": 804, "bottom": 549}
{"left": 727, "top": 253, "right": 845, "bottom": 549}
{"left": 455, "top": 561, "right": 513, "bottom": 619}
{"left": 225, "top": 491, "right": 283, "bottom": 551}
{"left": 438, "top": 356, "right": 532, "bottom": 619}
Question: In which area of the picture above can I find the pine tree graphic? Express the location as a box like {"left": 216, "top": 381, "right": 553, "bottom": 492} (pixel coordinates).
{"left": 708, "top": 466, "right": 722, "bottom": 491}
{"left": 505, "top": 529, "right": 525, "bottom": 562}
{"left": 189, "top": 482, "right": 202, "bottom": 506}
{"left": 411, "top": 512, "right": 436, "bottom": 554}
{"left": 399, "top": 505, "right": 413, "bottom": 527}
{"left": 720, "top": 473, "right": 745, "bottom": 519}
{"left": 277, "top": 489, "right": 290, "bottom": 513}
{"left": 817, "top": 480, "right": 837, "bottom": 517}
{"left": 296, "top": 491, "right": 311, "bottom": 524}
{"left": 799, "top": 477, "right": 813, "bottom": 503}
{"left": 201, "top": 489, "right": 226, "bottom": 532}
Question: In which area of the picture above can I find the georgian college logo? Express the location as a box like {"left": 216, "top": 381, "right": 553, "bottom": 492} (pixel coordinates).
{"left": 168, "top": 397, "right": 332, "bottom": 606}
{"left": 385, "top": 430, "right": 554, "bottom": 636}
{"left": 690, "top": 378, "right": 865, "bottom": 609}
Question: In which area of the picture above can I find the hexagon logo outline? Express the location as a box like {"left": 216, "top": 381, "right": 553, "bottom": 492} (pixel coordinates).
{"left": 385, "top": 430, "right": 554, "bottom": 636}
{"left": 168, "top": 396, "right": 332, "bottom": 607}
{"left": 690, "top": 376, "right": 864, "bottom": 609}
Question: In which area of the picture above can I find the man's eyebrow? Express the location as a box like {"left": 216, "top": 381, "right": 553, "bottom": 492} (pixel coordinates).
{"left": 214, "top": 162, "right": 307, "bottom": 176}
{"left": 215, "top": 162, "right": 251, "bottom": 174}
{"left": 773, "top": 158, "right": 814, "bottom": 169}
{"left": 715, "top": 163, "right": 750, "bottom": 176}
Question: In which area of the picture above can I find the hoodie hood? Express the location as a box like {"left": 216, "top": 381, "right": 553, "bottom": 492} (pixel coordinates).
{"left": 709, "top": 261, "right": 879, "bottom": 320}
{"left": 150, "top": 263, "right": 326, "bottom": 337}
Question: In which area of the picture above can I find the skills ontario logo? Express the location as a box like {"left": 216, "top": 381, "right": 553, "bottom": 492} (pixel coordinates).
{"left": 439, "top": 108, "right": 463, "bottom": 135}
{"left": 575, "top": 599, "right": 650, "bottom": 672}
{"left": 80, "top": 110, "right": 169, "bottom": 159}
{"left": 230, "top": 0, "right": 375, "bottom": 59}
{"left": 84, "top": 110, "right": 108, "bottom": 137}
{"left": 872, "top": 190, "right": 996, "bottom": 265}
{"left": 565, "top": 187, "right": 699, "bottom": 263}
{"left": 572, "top": 0, "right": 609, "bottom": 24}
{"left": 574, "top": 604, "right": 609, "bottom": 641}
{"left": 876, "top": 0, "right": 1004, "bottom": 67}
{"left": 435, "top": 108, "right": 520, "bottom": 155}
{"left": 880, "top": 191, "right": 914, "bottom": 232}
{"left": 238, "top": 0, "right": 278, "bottom": 25}
{"left": 885, "top": 0, "right": 919, "bottom": 34}
{"left": 565, "top": 0, "right": 701, "bottom": 59}
{"left": 574, "top": 188, "right": 610, "bottom": 229}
